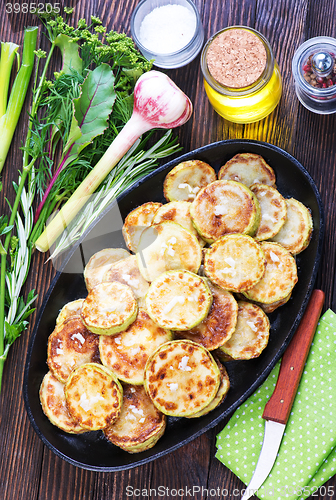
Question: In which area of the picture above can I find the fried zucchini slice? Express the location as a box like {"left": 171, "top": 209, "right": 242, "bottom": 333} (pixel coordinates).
{"left": 270, "top": 198, "right": 313, "bottom": 254}
{"left": 136, "top": 221, "right": 202, "bottom": 282}
{"left": 243, "top": 242, "right": 298, "bottom": 304}
{"left": 175, "top": 285, "right": 238, "bottom": 350}
{"left": 187, "top": 358, "right": 230, "bottom": 418}
{"left": 103, "top": 255, "right": 149, "bottom": 302}
{"left": 65, "top": 363, "right": 123, "bottom": 431}
{"left": 146, "top": 270, "right": 212, "bottom": 330}
{"left": 84, "top": 248, "right": 130, "bottom": 292}
{"left": 163, "top": 160, "right": 217, "bottom": 202}
{"left": 259, "top": 292, "right": 292, "bottom": 313}
{"left": 204, "top": 234, "right": 266, "bottom": 293}
{"left": 250, "top": 184, "right": 287, "bottom": 241}
{"left": 122, "top": 202, "right": 162, "bottom": 253}
{"left": 81, "top": 282, "right": 138, "bottom": 335}
{"left": 190, "top": 180, "right": 260, "bottom": 243}
{"left": 55, "top": 299, "right": 84, "bottom": 326}
{"left": 39, "top": 371, "right": 86, "bottom": 434}
{"left": 218, "top": 301, "right": 270, "bottom": 360}
{"left": 104, "top": 384, "right": 166, "bottom": 453}
{"left": 218, "top": 153, "right": 276, "bottom": 187}
{"left": 47, "top": 317, "right": 100, "bottom": 383}
{"left": 144, "top": 340, "right": 220, "bottom": 417}
{"left": 152, "top": 200, "right": 205, "bottom": 246}
{"left": 99, "top": 308, "right": 173, "bottom": 384}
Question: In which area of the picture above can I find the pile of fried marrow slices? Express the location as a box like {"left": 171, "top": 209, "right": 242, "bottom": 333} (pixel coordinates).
{"left": 40, "top": 153, "right": 313, "bottom": 453}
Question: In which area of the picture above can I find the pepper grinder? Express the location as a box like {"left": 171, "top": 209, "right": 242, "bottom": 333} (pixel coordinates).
{"left": 292, "top": 36, "right": 336, "bottom": 114}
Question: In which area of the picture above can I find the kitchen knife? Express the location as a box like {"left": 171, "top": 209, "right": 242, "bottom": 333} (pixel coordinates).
{"left": 241, "top": 289, "right": 325, "bottom": 500}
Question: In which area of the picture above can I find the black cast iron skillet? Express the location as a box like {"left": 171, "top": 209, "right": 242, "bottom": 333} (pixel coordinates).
{"left": 23, "top": 139, "right": 324, "bottom": 471}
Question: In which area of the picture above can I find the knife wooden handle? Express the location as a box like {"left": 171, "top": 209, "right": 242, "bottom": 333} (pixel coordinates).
{"left": 262, "top": 289, "right": 325, "bottom": 425}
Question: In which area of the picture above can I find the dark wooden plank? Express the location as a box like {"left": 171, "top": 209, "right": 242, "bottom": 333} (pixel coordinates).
{"left": 290, "top": 0, "right": 336, "bottom": 313}
{"left": 0, "top": 9, "right": 47, "bottom": 500}
{"left": 148, "top": 433, "right": 212, "bottom": 499}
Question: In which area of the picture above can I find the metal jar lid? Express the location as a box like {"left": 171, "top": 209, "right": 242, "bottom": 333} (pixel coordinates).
{"left": 292, "top": 36, "right": 336, "bottom": 114}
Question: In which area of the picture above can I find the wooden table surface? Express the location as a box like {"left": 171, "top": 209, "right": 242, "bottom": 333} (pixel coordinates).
{"left": 1, "top": 1, "right": 336, "bottom": 499}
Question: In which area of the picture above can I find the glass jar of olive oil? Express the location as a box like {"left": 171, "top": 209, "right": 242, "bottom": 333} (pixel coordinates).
{"left": 200, "top": 26, "right": 282, "bottom": 123}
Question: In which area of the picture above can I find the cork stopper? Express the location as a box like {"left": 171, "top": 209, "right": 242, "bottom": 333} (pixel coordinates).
{"left": 206, "top": 28, "right": 267, "bottom": 88}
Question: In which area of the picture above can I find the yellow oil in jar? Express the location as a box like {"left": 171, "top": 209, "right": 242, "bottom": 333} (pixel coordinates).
{"left": 203, "top": 62, "right": 282, "bottom": 124}
{"left": 201, "top": 26, "right": 282, "bottom": 124}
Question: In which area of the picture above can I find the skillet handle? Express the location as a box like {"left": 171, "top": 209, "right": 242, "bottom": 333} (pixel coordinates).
{"left": 262, "top": 289, "right": 325, "bottom": 425}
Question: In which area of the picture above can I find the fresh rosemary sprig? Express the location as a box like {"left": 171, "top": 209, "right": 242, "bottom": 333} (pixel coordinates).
{"left": 47, "top": 129, "right": 181, "bottom": 262}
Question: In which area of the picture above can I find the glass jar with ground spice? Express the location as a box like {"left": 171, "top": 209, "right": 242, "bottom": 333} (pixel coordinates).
{"left": 292, "top": 36, "right": 336, "bottom": 114}
{"left": 200, "top": 26, "right": 282, "bottom": 123}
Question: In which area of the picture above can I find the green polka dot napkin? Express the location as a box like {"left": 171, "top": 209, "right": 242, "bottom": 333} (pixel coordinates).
{"left": 216, "top": 309, "right": 336, "bottom": 500}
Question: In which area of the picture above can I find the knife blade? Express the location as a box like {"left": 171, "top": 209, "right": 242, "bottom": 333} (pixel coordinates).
{"left": 241, "top": 289, "right": 325, "bottom": 500}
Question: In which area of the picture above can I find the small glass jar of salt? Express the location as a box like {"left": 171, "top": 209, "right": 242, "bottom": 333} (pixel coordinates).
{"left": 131, "top": 0, "right": 204, "bottom": 68}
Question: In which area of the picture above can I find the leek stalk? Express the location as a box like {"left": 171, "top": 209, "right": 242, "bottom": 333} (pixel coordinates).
{"left": 0, "top": 27, "right": 38, "bottom": 174}
{"left": 0, "top": 42, "right": 19, "bottom": 118}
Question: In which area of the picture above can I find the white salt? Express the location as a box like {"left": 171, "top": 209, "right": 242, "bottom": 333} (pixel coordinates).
{"left": 139, "top": 4, "right": 197, "bottom": 54}
{"left": 163, "top": 295, "right": 185, "bottom": 314}
{"left": 178, "top": 356, "right": 192, "bottom": 371}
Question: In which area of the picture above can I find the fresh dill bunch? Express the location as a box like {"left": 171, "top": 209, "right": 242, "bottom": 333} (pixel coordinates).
{"left": 27, "top": 70, "right": 85, "bottom": 198}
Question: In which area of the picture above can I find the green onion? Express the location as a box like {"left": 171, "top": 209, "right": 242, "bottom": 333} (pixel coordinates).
{"left": 0, "top": 42, "right": 19, "bottom": 118}
{"left": 0, "top": 27, "right": 38, "bottom": 174}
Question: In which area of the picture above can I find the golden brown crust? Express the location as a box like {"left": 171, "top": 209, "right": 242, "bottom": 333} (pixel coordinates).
{"left": 218, "top": 153, "right": 276, "bottom": 187}
{"left": 99, "top": 308, "right": 172, "bottom": 384}
{"left": 174, "top": 285, "right": 238, "bottom": 350}
{"left": 219, "top": 301, "right": 270, "bottom": 360}
{"left": 81, "top": 281, "right": 138, "bottom": 335}
{"left": 65, "top": 363, "right": 123, "bottom": 431}
{"left": 84, "top": 248, "right": 130, "bottom": 292}
{"left": 55, "top": 299, "right": 85, "bottom": 326}
{"left": 204, "top": 234, "right": 266, "bottom": 292}
{"left": 39, "top": 371, "right": 86, "bottom": 433}
{"left": 136, "top": 221, "right": 202, "bottom": 282}
{"left": 103, "top": 255, "right": 149, "bottom": 300}
{"left": 163, "top": 160, "right": 217, "bottom": 202}
{"left": 152, "top": 200, "right": 205, "bottom": 246}
{"left": 47, "top": 317, "right": 100, "bottom": 383}
{"left": 145, "top": 270, "right": 212, "bottom": 330}
{"left": 187, "top": 357, "right": 230, "bottom": 417}
{"left": 270, "top": 198, "right": 313, "bottom": 254}
{"left": 250, "top": 183, "right": 287, "bottom": 240}
{"left": 122, "top": 202, "right": 162, "bottom": 252}
{"left": 104, "top": 384, "right": 166, "bottom": 452}
{"left": 243, "top": 242, "right": 298, "bottom": 304}
{"left": 258, "top": 292, "right": 292, "bottom": 313}
{"left": 190, "top": 180, "right": 260, "bottom": 242}
{"left": 144, "top": 340, "right": 220, "bottom": 417}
